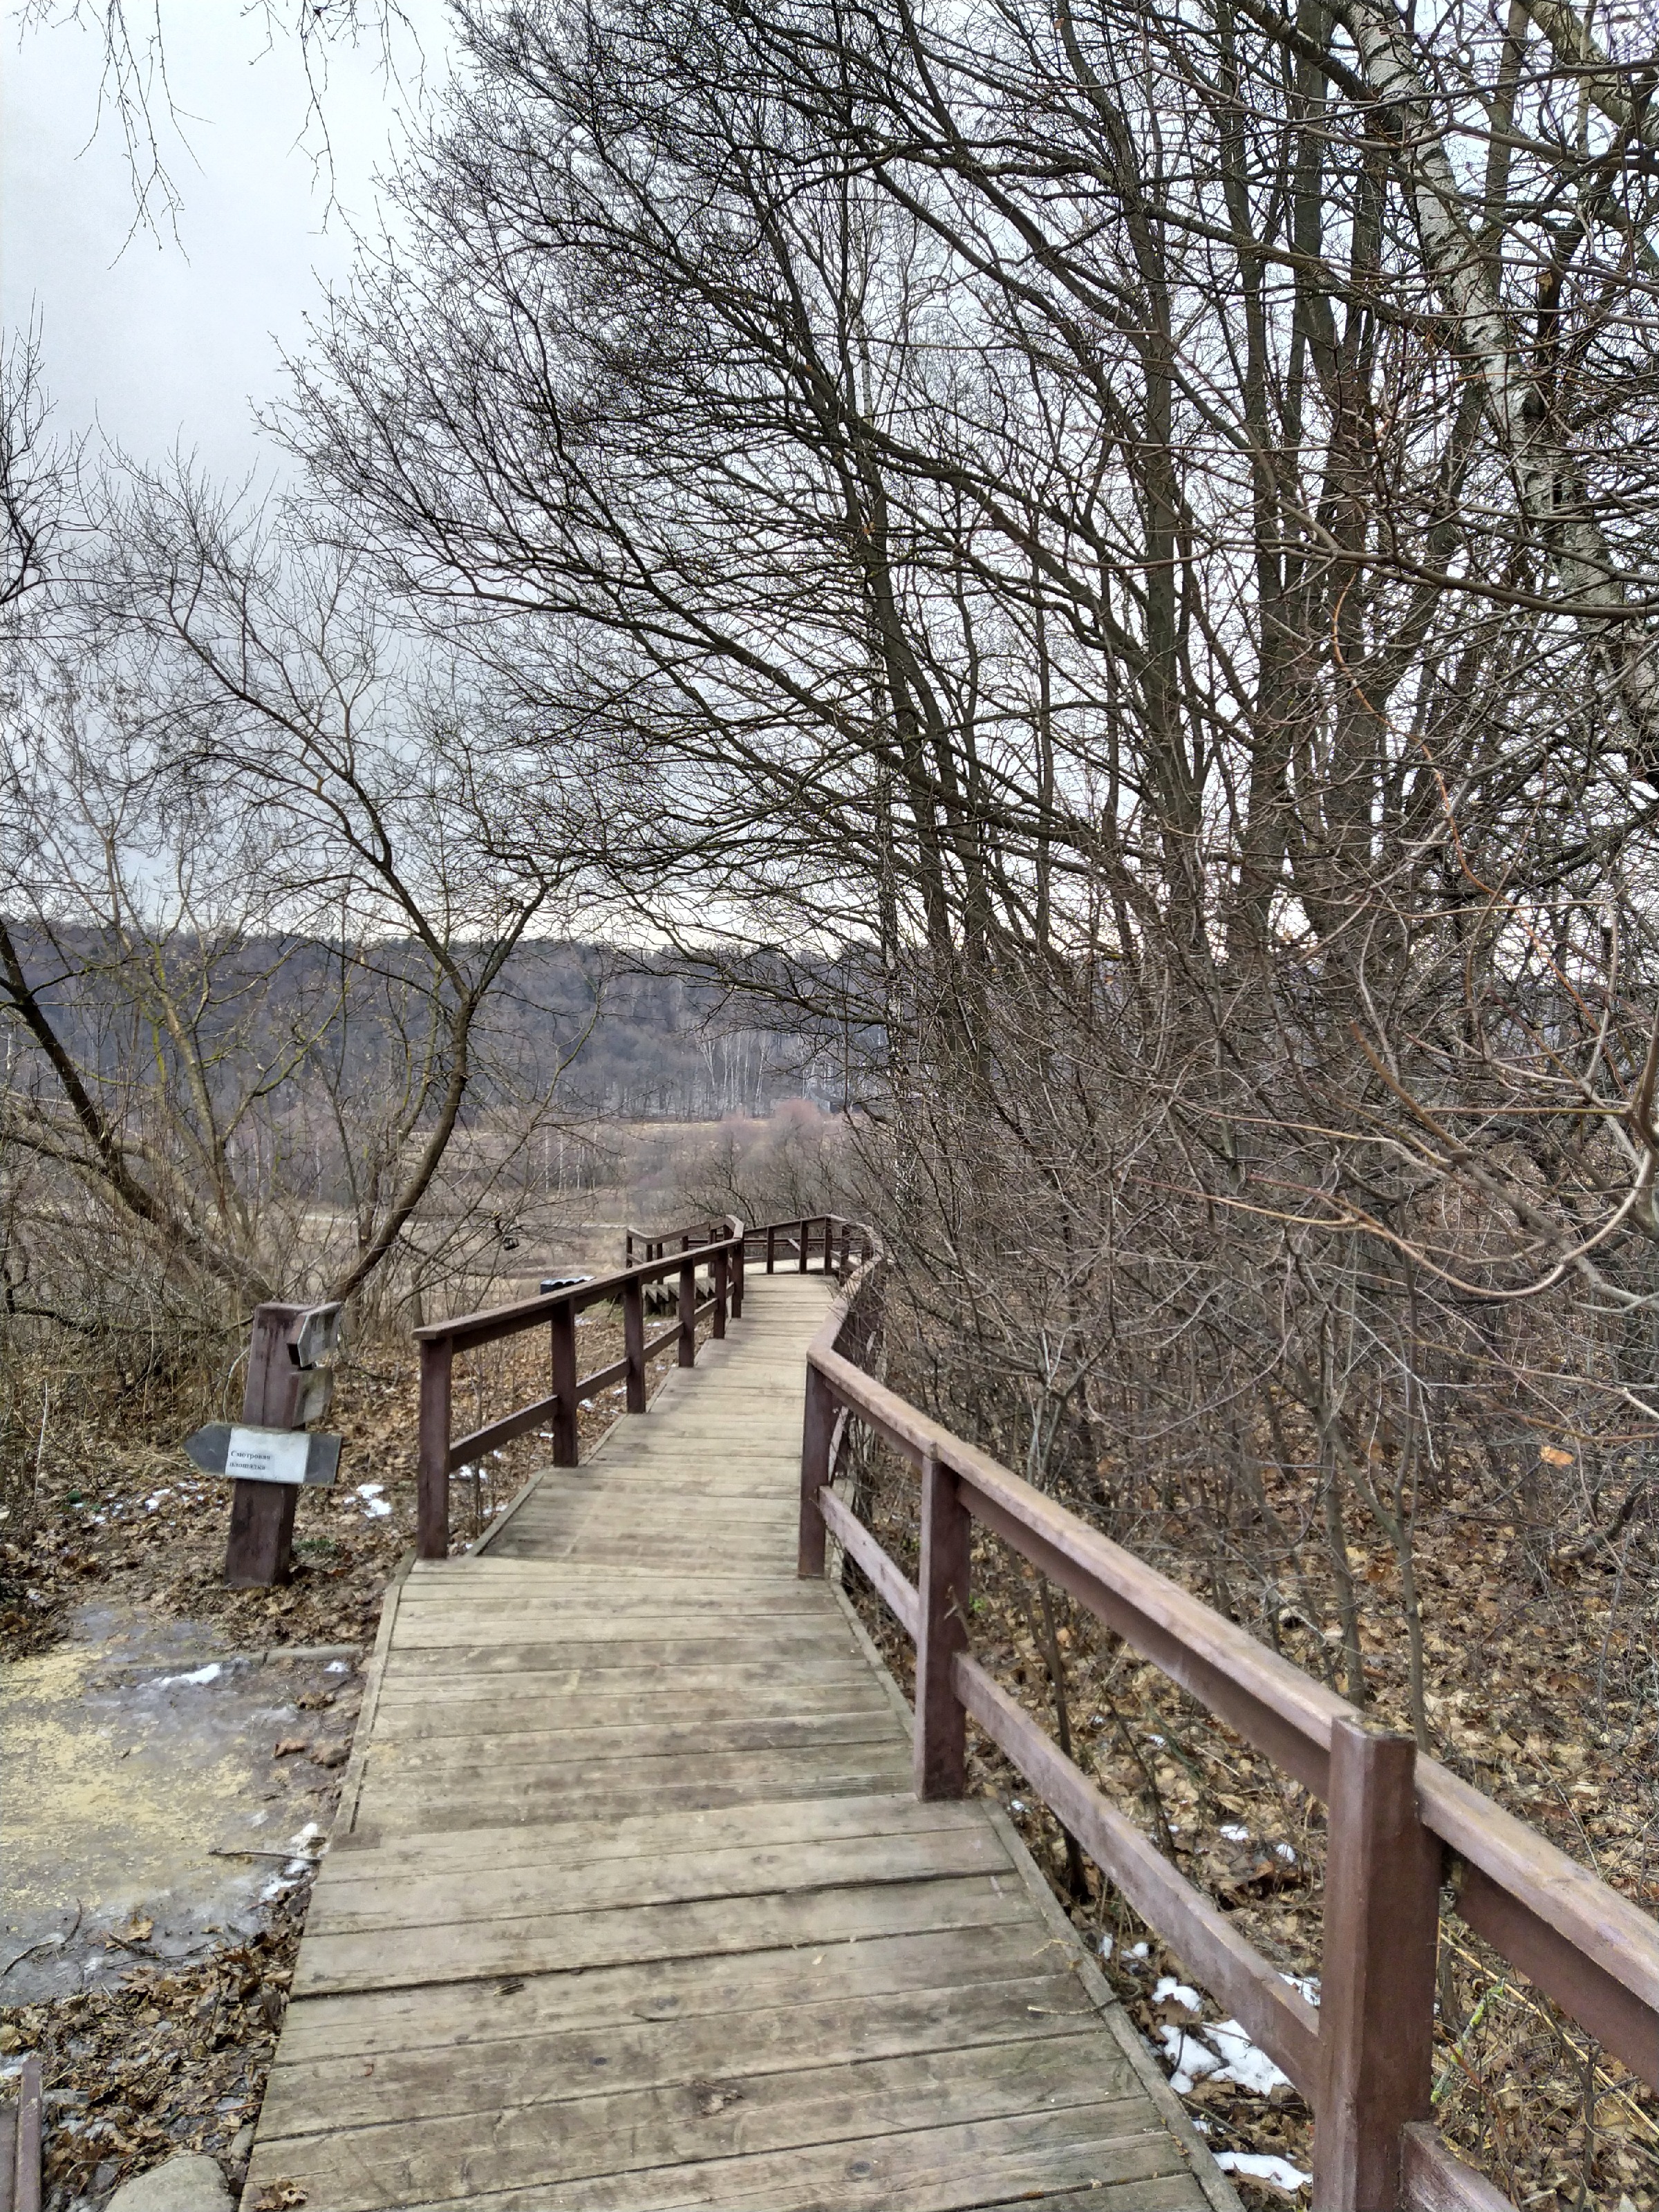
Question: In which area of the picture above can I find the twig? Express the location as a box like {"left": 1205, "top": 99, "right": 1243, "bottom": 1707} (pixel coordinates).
{"left": 1, "top": 1900, "right": 83, "bottom": 1979}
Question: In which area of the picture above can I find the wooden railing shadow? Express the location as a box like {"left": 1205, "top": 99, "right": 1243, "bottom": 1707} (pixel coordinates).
{"left": 797, "top": 1222, "right": 1659, "bottom": 2212}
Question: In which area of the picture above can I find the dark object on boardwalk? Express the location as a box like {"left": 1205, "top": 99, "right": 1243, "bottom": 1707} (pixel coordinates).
{"left": 189, "top": 1300, "right": 346, "bottom": 1588}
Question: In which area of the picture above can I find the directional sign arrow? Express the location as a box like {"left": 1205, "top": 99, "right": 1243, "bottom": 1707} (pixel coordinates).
{"left": 183, "top": 1424, "right": 343, "bottom": 1488}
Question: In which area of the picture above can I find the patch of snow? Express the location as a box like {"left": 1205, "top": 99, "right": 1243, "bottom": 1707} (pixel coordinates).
{"left": 1280, "top": 1971, "right": 1320, "bottom": 2007}
{"left": 1098, "top": 1935, "right": 1112, "bottom": 1960}
{"left": 1219, "top": 1821, "right": 1250, "bottom": 1843}
{"left": 156, "top": 1663, "right": 223, "bottom": 1687}
{"left": 1205, "top": 2018, "right": 1295, "bottom": 2097}
{"left": 1144, "top": 1732, "right": 1166, "bottom": 1745}
{"left": 1010, "top": 1798, "right": 1027, "bottom": 1813}
{"left": 1129, "top": 1941, "right": 1149, "bottom": 1960}
{"left": 1152, "top": 1978, "right": 1203, "bottom": 2011}
{"left": 1275, "top": 1841, "right": 1297, "bottom": 1863}
{"left": 356, "top": 1482, "right": 386, "bottom": 1499}
{"left": 362, "top": 1499, "right": 392, "bottom": 1519}
{"left": 1214, "top": 2152, "right": 1310, "bottom": 2195}
{"left": 1160, "top": 2023, "right": 1223, "bottom": 2094}
{"left": 289, "top": 1822, "right": 326, "bottom": 1848}
{"left": 325, "top": 1660, "right": 349, "bottom": 1674}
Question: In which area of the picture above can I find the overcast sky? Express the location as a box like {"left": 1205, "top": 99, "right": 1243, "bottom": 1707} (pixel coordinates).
{"left": 1, "top": 0, "right": 447, "bottom": 485}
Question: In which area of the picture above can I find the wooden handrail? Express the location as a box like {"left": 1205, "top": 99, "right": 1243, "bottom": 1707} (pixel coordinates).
{"left": 415, "top": 1216, "right": 744, "bottom": 1556}
{"left": 796, "top": 1231, "right": 1659, "bottom": 2211}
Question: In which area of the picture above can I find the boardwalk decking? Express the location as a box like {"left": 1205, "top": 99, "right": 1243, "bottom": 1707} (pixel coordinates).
{"left": 245, "top": 1273, "right": 1235, "bottom": 2211}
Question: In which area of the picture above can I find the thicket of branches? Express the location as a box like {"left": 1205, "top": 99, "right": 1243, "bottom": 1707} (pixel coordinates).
{"left": 271, "top": 0, "right": 1659, "bottom": 1743}
{"left": 8, "top": 0, "right": 1659, "bottom": 1736}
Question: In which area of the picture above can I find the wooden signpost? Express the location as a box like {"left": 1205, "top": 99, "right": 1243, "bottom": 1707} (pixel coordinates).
{"left": 182, "top": 1300, "right": 344, "bottom": 1588}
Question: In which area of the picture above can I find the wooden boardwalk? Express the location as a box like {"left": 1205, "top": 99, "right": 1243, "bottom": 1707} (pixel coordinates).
{"left": 245, "top": 1273, "right": 1233, "bottom": 2211}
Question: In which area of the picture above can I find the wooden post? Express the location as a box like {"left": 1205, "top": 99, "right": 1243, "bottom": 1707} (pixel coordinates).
{"left": 915, "top": 1450, "right": 971, "bottom": 1799}
{"left": 767, "top": 1224, "right": 776, "bottom": 1273}
{"left": 798, "top": 1362, "right": 832, "bottom": 1577}
{"left": 224, "top": 1300, "right": 306, "bottom": 1586}
{"left": 550, "top": 1298, "right": 579, "bottom": 1465}
{"left": 1314, "top": 1717, "right": 1443, "bottom": 2211}
{"left": 712, "top": 1247, "right": 728, "bottom": 1339}
{"left": 798, "top": 1217, "right": 808, "bottom": 1274}
{"left": 416, "top": 1334, "right": 453, "bottom": 1560}
{"left": 678, "top": 1253, "right": 697, "bottom": 1366}
{"left": 623, "top": 1276, "right": 646, "bottom": 1412}
{"left": 731, "top": 1232, "right": 744, "bottom": 1320}
{"left": 839, "top": 1221, "right": 850, "bottom": 1278}
{"left": 12, "top": 2052, "right": 41, "bottom": 2212}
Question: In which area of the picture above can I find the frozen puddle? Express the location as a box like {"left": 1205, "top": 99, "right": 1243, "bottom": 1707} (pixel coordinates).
{"left": 0, "top": 1600, "right": 359, "bottom": 2001}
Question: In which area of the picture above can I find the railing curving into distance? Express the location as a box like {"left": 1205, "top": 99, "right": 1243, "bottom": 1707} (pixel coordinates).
{"left": 413, "top": 1212, "right": 868, "bottom": 1557}
{"left": 797, "top": 1222, "right": 1659, "bottom": 2212}
{"left": 413, "top": 1215, "right": 746, "bottom": 1557}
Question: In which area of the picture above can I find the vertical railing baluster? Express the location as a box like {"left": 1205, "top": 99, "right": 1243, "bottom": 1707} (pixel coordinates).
{"left": 767, "top": 1223, "right": 776, "bottom": 1273}
{"left": 1314, "top": 1717, "right": 1443, "bottom": 2209}
{"left": 417, "top": 1335, "right": 453, "bottom": 1559}
{"left": 678, "top": 1249, "right": 697, "bottom": 1365}
{"left": 915, "top": 1449, "right": 971, "bottom": 1798}
{"left": 798, "top": 1361, "right": 832, "bottom": 1577}
{"left": 731, "top": 1229, "right": 744, "bottom": 1318}
{"left": 798, "top": 1216, "right": 808, "bottom": 1273}
{"left": 623, "top": 1275, "right": 646, "bottom": 1414}
{"left": 550, "top": 1298, "right": 579, "bottom": 1465}
{"left": 712, "top": 1246, "right": 728, "bottom": 1338}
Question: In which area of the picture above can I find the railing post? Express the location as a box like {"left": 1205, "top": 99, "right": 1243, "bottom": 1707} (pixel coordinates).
{"left": 767, "top": 1224, "right": 776, "bottom": 1273}
{"left": 712, "top": 1247, "right": 728, "bottom": 1339}
{"left": 622, "top": 1275, "right": 646, "bottom": 1413}
{"left": 915, "top": 1449, "right": 971, "bottom": 1799}
{"left": 731, "top": 1232, "right": 744, "bottom": 1319}
{"left": 224, "top": 1300, "right": 306, "bottom": 1586}
{"left": 839, "top": 1221, "right": 850, "bottom": 1279}
{"left": 1314, "top": 1717, "right": 1443, "bottom": 2211}
{"left": 798, "top": 1360, "right": 832, "bottom": 1577}
{"left": 798, "top": 1217, "right": 808, "bottom": 1273}
{"left": 678, "top": 1251, "right": 697, "bottom": 1366}
{"left": 417, "top": 1335, "right": 453, "bottom": 1559}
{"left": 550, "top": 1298, "right": 579, "bottom": 1465}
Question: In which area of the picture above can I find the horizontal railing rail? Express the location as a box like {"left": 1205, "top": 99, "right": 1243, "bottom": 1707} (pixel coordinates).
{"left": 798, "top": 1235, "right": 1658, "bottom": 2212}
{"left": 414, "top": 1215, "right": 744, "bottom": 1557}
{"left": 744, "top": 1212, "right": 872, "bottom": 1281}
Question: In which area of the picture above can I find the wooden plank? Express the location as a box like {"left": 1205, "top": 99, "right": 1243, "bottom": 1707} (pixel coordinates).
{"left": 1400, "top": 2124, "right": 1513, "bottom": 2212}
{"left": 254, "top": 2099, "right": 1204, "bottom": 2212}
{"left": 271, "top": 1920, "right": 1089, "bottom": 2063}
{"left": 373, "top": 1658, "right": 883, "bottom": 1705}
{"left": 384, "top": 1621, "right": 866, "bottom": 1657}
{"left": 312, "top": 1791, "right": 980, "bottom": 1875}
{"left": 294, "top": 1873, "right": 1033, "bottom": 1996}
{"left": 259, "top": 1969, "right": 1097, "bottom": 2135}
{"left": 308, "top": 1825, "right": 1010, "bottom": 1938}
{"left": 372, "top": 1685, "right": 895, "bottom": 1738}
{"left": 355, "top": 1754, "right": 918, "bottom": 1833}
{"left": 251, "top": 2038, "right": 1144, "bottom": 2202}
{"left": 346, "top": 1712, "right": 903, "bottom": 1771}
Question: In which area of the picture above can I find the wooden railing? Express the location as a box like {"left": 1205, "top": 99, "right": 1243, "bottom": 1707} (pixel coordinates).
{"left": 414, "top": 1215, "right": 744, "bottom": 1557}
{"left": 745, "top": 1212, "right": 872, "bottom": 1282}
{"left": 798, "top": 1228, "right": 1659, "bottom": 2212}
